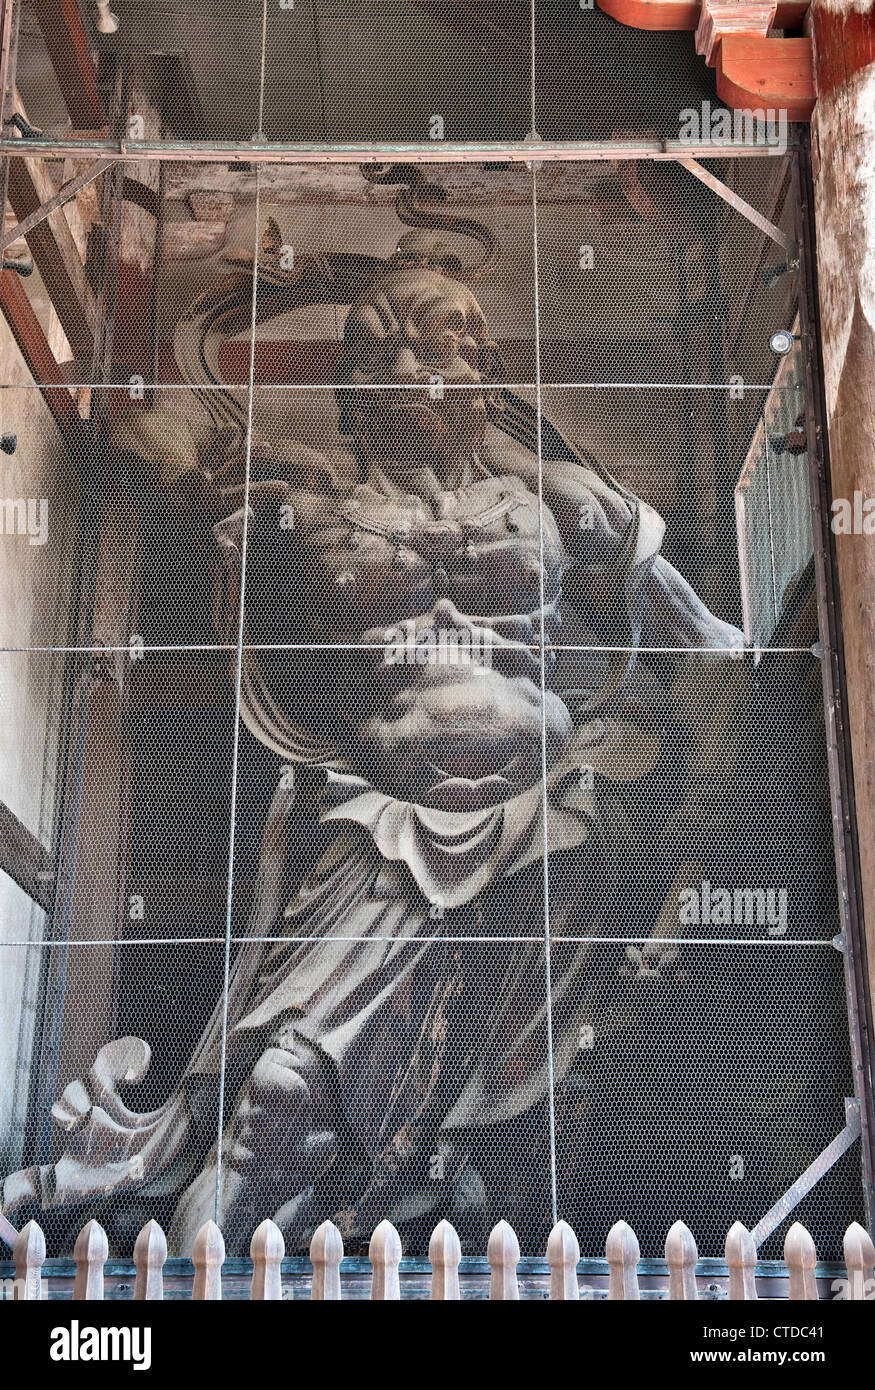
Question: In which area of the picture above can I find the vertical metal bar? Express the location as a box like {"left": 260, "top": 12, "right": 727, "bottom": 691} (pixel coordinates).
{"left": 531, "top": 156, "right": 559, "bottom": 1230}
{"left": 792, "top": 141, "right": 875, "bottom": 1224}
{"left": 762, "top": 417, "right": 779, "bottom": 629}
{"left": 704, "top": 210, "right": 738, "bottom": 605}
{"left": 675, "top": 249, "right": 701, "bottom": 585}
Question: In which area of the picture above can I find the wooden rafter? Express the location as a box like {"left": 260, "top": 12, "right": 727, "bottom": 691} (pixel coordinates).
{"left": 29, "top": 0, "right": 104, "bottom": 130}
{"left": 718, "top": 34, "right": 815, "bottom": 121}
{"left": 6, "top": 145, "right": 97, "bottom": 366}
{"left": 595, "top": 0, "right": 816, "bottom": 121}
{"left": 595, "top": 0, "right": 808, "bottom": 29}
{"left": 0, "top": 799, "right": 55, "bottom": 912}
{"left": 0, "top": 267, "right": 79, "bottom": 435}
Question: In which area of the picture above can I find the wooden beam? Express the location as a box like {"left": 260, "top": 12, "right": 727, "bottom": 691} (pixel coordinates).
{"left": 596, "top": 0, "right": 701, "bottom": 28}
{"left": 0, "top": 268, "right": 79, "bottom": 434}
{"left": 1, "top": 156, "right": 113, "bottom": 251}
{"left": 717, "top": 35, "right": 816, "bottom": 120}
{"left": 696, "top": 1, "right": 777, "bottom": 66}
{"left": 595, "top": 0, "right": 808, "bottom": 30}
{"left": 6, "top": 148, "right": 96, "bottom": 366}
{"left": 29, "top": 0, "right": 104, "bottom": 130}
{"left": 0, "top": 799, "right": 55, "bottom": 912}
{"left": 808, "top": 0, "right": 875, "bottom": 1139}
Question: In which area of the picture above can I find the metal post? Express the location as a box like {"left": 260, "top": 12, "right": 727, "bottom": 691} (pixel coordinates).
{"left": 792, "top": 141, "right": 875, "bottom": 1225}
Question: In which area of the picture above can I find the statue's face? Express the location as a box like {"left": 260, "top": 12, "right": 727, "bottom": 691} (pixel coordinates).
{"left": 337, "top": 267, "right": 493, "bottom": 468}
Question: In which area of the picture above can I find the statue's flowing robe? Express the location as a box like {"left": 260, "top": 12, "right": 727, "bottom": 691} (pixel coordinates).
{"left": 3, "top": 413, "right": 728, "bottom": 1242}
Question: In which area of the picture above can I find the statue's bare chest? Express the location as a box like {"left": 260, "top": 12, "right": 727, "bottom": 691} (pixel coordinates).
{"left": 304, "top": 477, "right": 563, "bottom": 631}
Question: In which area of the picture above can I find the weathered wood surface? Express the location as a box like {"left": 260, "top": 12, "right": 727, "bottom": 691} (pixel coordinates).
{"left": 666, "top": 1220, "right": 699, "bottom": 1301}
{"left": 12, "top": 1219, "right": 45, "bottom": 1301}
{"left": 717, "top": 35, "right": 816, "bottom": 121}
{"left": 192, "top": 1221, "right": 225, "bottom": 1302}
{"left": 73, "top": 1219, "right": 108, "bottom": 1301}
{"left": 487, "top": 1220, "right": 521, "bottom": 1301}
{"left": 310, "top": 1220, "right": 343, "bottom": 1301}
{"left": 428, "top": 1219, "right": 462, "bottom": 1300}
{"left": 809, "top": 0, "right": 875, "bottom": 1086}
{"left": 843, "top": 1220, "right": 875, "bottom": 1301}
{"left": 133, "top": 1219, "right": 167, "bottom": 1301}
{"left": 547, "top": 1220, "right": 580, "bottom": 1300}
{"left": 785, "top": 1222, "right": 819, "bottom": 1301}
{"left": 725, "top": 1221, "right": 758, "bottom": 1300}
{"left": 250, "top": 1219, "right": 284, "bottom": 1301}
{"left": 607, "top": 1219, "right": 641, "bottom": 1300}
{"left": 369, "top": 1220, "right": 402, "bottom": 1301}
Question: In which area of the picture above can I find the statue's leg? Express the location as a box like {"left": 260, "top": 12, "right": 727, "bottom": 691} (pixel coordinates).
{"left": 169, "top": 1037, "right": 337, "bottom": 1254}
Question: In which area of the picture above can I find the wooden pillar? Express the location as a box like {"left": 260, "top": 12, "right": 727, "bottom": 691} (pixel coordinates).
{"left": 38, "top": 57, "right": 164, "bottom": 1112}
{"left": 808, "top": 3, "right": 875, "bottom": 1006}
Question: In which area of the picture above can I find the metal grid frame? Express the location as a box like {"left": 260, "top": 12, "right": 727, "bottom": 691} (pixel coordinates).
{"left": 0, "top": 4, "right": 871, "bottom": 1262}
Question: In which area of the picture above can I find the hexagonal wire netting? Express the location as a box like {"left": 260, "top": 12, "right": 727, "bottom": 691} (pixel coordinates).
{"left": 0, "top": 72, "right": 865, "bottom": 1266}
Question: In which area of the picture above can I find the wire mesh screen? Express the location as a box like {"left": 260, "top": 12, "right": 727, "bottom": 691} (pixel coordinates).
{"left": 0, "top": 151, "right": 865, "bottom": 1267}
{"left": 11, "top": 1, "right": 720, "bottom": 145}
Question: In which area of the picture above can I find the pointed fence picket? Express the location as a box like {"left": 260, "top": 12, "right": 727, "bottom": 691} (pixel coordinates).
{"left": 192, "top": 1219, "right": 224, "bottom": 1301}
{"left": 370, "top": 1219, "right": 402, "bottom": 1300}
{"left": 843, "top": 1220, "right": 875, "bottom": 1301}
{"left": 310, "top": 1218, "right": 343, "bottom": 1300}
{"left": 251, "top": 1219, "right": 284, "bottom": 1301}
{"left": 428, "top": 1218, "right": 461, "bottom": 1300}
{"left": 134, "top": 1218, "right": 167, "bottom": 1301}
{"left": 547, "top": 1219, "right": 580, "bottom": 1300}
{"left": 12, "top": 1219, "right": 45, "bottom": 1302}
{"left": 725, "top": 1221, "right": 758, "bottom": 1301}
{"left": 785, "top": 1221, "right": 819, "bottom": 1301}
{"left": 73, "top": 1219, "right": 108, "bottom": 1301}
{"left": 5, "top": 1212, "right": 871, "bottom": 1301}
{"left": 487, "top": 1219, "right": 520, "bottom": 1300}
{"left": 606, "top": 1219, "right": 640, "bottom": 1300}
{"left": 665, "top": 1220, "right": 699, "bottom": 1300}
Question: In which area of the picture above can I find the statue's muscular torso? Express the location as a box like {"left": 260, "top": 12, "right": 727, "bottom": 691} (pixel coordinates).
{"left": 245, "top": 466, "right": 574, "bottom": 810}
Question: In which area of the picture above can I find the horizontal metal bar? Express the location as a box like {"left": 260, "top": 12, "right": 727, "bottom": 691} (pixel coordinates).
{"left": 0, "top": 936, "right": 840, "bottom": 947}
{"left": 0, "top": 379, "right": 788, "bottom": 389}
{"left": 0, "top": 641, "right": 815, "bottom": 655}
{"left": 0, "top": 137, "right": 797, "bottom": 165}
{"left": 0, "top": 156, "right": 114, "bottom": 251}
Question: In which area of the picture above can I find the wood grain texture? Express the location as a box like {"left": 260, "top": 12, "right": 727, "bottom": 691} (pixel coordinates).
{"left": 487, "top": 1220, "right": 520, "bottom": 1301}
{"left": 725, "top": 1221, "right": 758, "bottom": 1300}
{"left": 717, "top": 35, "right": 816, "bottom": 119}
{"left": 810, "top": 0, "right": 875, "bottom": 1038}
{"left": 134, "top": 1220, "right": 167, "bottom": 1301}
{"left": 666, "top": 1220, "right": 699, "bottom": 1300}
{"left": 785, "top": 1222, "right": 819, "bottom": 1300}
{"left": 12, "top": 1220, "right": 45, "bottom": 1301}
{"left": 72, "top": 1219, "right": 108, "bottom": 1301}
{"left": 250, "top": 1219, "right": 285, "bottom": 1301}
{"left": 607, "top": 1219, "right": 641, "bottom": 1300}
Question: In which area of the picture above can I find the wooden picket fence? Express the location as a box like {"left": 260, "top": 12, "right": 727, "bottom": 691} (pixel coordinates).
{"left": 6, "top": 1214, "right": 875, "bottom": 1301}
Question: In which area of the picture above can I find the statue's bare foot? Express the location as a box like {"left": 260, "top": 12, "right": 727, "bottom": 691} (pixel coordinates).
{"left": 170, "top": 1046, "right": 336, "bottom": 1253}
